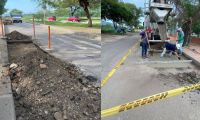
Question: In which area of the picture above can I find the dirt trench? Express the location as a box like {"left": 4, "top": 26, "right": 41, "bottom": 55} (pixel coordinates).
{"left": 7, "top": 41, "right": 100, "bottom": 120}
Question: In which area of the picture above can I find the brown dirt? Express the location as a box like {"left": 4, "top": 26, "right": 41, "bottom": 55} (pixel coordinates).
{"left": 159, "top": 71, "right": 200, "bottom": 86}
{"left": 175, "top": 72, "right": 200, "bottom": 85}
{"left": 7, "top": 43, "right": 100, "bottom": 120}
{"left": 6, "top": 30, "right": 31, "bottom": 40}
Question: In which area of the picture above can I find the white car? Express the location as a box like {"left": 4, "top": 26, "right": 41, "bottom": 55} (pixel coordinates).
{"left": 12, "top": 15, "right": 22, "bottom": 23}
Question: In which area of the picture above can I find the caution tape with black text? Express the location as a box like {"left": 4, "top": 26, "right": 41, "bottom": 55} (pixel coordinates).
{"left": 101, "top": 83, "right": 200, "bottom": 118}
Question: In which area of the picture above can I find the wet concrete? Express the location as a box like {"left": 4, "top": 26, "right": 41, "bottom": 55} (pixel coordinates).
{"left": 102, "top": 34, "right": 200, "bottom": 120}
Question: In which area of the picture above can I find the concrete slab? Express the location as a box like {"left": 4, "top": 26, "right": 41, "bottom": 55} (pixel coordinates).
{"left": 0, "top": 94, "right": 15, "bottom": 120}
{"left": 183, "top": 48, "right": 200, "bottom": 67}
{"left": 0, "top": 81, "right": 12, "bottom": 95}
{"left": 132, "top": 60, "right": 193, "bottom": 68}
{"left": 0, "top": 38, "right": 16, "bottom": 120}
{"left": 0, "top": 40, "right": 9, "bottom": 65}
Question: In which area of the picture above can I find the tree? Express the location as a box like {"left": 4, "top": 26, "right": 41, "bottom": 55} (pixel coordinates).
{"left": 78, "top": 0, "right": 92, "bottom": 27}
{"left": 123, "top": 3, "right": 142, "bottom": 27}
{"left": 102, "top": 0, "right": 141, "bottom": 29}
{"left": 79, "top": 0, "right": 101, "bottom": 27}
{"left": 34, "top": 11, "right": 44, "bottom": 22}
{"left": 10, "top": 9, "right": 23, "bottom": 15}
{"left": 54, "top": 8, "right": 70, "bottom": 17}
{"left": 169, "top": 0, "right": 200, "bottom": 45}
{"left": 42, "top": 0, "right": 100, "bottom": 27}
{"left": 192, "top": 20, "right": 200, "bottom": 36}
{"left": 34, "top": 0, "right": 55, "bottom": 24}
{"left": 57, "top": 0, "right": 80, "bottom": 17}
{"left": 0, "top": 0, "right": 7, "bottom": 15}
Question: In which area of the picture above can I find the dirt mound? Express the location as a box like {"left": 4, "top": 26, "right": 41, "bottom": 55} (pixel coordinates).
{"left": 6, "top": 30, "right": 31, "bottom": 40}
{"left": 8, "top": 43, "right": 100, "bottom": 120}
{"left": 159, "top": 71, "right": 200, "bottom": 85}
{"left": 175, "top": 72, "right": 200, "bottom": 84}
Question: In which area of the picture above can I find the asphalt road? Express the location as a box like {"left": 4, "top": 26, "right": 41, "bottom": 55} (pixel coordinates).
{"left": 102, "top": 33, "right": 200, "bottom": 120}
{"left": 5, "top": 22, "right": 101, "bottom": 80}
{"left": 102, "top": 33, "right": 139, "bottom": 78}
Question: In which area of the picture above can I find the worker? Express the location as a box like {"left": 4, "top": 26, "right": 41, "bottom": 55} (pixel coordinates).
{"left": 160, "top": 42, "right": 181, "bottom": 60}
{"left": 146, "top": 26, "right": 153, "bottom": 40}
{"left": 177, "top": 28, "right": 184, "bottom": 55}
{"left": 140, "top": 31, "right": 149, "bottom": 59}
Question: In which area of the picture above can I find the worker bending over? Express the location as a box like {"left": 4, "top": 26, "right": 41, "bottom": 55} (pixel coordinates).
{"left": 160, "top": 42, "right": 181, "bottom": 60}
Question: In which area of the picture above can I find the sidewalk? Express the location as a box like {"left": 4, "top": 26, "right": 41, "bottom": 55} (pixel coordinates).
{"left": 0, "top": 39, "right": 16, "bottom": 120}
{"left": 183, "top": 43, "right": 200, "bottom": 67}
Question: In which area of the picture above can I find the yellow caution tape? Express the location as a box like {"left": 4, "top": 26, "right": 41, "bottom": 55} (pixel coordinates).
{"left": 101, "top": 42, "right": 139, "bottom": 87}
{"left": 101, "top": 83, "right": 200, "bottom": 118}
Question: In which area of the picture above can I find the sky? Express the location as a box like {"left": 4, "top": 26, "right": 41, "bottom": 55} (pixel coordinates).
{"left": 5, "top": 0, "right": 39, "bottom": 14}
{"left": 4, "top": 0, "right": 145, "bottom": 14}
{"left": 5, "top": 0, "right": 145, "bottom": 22}
{"left": 124, "top": 0, "right": 145, "bottom": 8}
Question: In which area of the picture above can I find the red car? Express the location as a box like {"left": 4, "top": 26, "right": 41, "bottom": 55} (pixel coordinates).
{"left": 67, "top": 17, "right": 80, "bottom": 22}
{"left": 48, "top": 16, "right": 56, "bottom": 21}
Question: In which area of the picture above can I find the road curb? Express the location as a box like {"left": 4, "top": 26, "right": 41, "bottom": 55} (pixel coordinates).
{"left": 183, "top": 51, "right": 200, "bottom": 67}
{"left": 0, "top": 39, "right": 16, "bottom": 120}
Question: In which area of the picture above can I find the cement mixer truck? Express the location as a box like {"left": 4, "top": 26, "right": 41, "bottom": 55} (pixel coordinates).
{"left": 144, "top": 0, "right": 174, "bottom": 51}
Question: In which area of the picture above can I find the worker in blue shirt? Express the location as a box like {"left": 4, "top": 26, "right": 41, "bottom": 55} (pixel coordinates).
{"left": 160, "top": 42, "right": 181, "bottom": 60}
{"left": 140, "top": 31, "right": 150, "bottom": 59}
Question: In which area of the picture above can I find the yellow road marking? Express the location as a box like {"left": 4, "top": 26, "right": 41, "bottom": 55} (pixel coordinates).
{"left": 101, "top": 42, "right": 139, "bottom": 87}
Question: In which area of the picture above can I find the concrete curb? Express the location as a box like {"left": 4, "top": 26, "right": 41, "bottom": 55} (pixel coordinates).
{"left": 0, "top": 39, "right": 16, "bottom": 120}
{"left": 183, "top": 51, "right": 200, "bottom": 67}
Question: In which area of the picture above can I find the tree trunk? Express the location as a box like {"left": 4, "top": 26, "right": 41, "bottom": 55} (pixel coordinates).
{"left": 183, "top": 18, "right": 192, "bottom": 46}
{"left": 70, "top": 6, "right": 73, "bottom": 16}
{"left": 84, "top": 7, "right": 92, "bottom": 27}
{"left": 188, "top": 18, "right": 192, "bottom": 45}
{"left": 78, "top": 0, "right": 92, "bottom": 27}
{"left": 43, "top": 9, "right": 46, "bottom": 25}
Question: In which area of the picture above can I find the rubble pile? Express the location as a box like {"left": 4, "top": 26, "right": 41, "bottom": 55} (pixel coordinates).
{"left": 6, "top": 30, "right": 31, "bottom": 40}
{"left": 8, "top": 43, "right": 100, "bottom": 120}
{"left": 176, "top": 72, "right": 200, "bottom": 84}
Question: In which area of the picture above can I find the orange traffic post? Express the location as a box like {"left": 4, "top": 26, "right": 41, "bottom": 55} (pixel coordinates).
{"left": 0, "top": 17, "right": 4, "bottom": 37}
{"left": 48, "top": 26, "right": 51, "bottom": 49}
{"left": 32, "top": 16, "right": 36, "bottom": 39}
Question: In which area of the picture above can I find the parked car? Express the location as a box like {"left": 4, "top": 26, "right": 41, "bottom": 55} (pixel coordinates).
{"left": 48, "top": 16, "right": 56, "bottom": 21}
{"left": 11, "top": 14, "right": 22, "bottom": 23}
{"left": 2, "top": 14, "right": 13, "bottom": 25}
{"left": 67, "top": 16, "right": 80, "bottom": 22}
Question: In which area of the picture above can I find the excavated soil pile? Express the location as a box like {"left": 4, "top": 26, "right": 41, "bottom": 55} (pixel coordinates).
{"left": 159, "top": 71, "right": 200, "bottom": 86}
{"left": 6, "top": 30, "right": 31, "bottom": 40}
{"left": 8, "top": 43, "right": 100, "bottom": 120}
{"left": 175, "top": 72, "right": 200, "bottom": 85}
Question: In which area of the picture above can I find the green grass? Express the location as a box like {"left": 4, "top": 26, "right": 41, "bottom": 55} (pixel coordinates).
{"left": 101, "top": 24, "right": 125, "bottom": 35}
{"left": 101, "top": 24, "right": 115, "bottom": 33}
{"left": 22, "top": 16, "right": 101, "bottom": 28}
